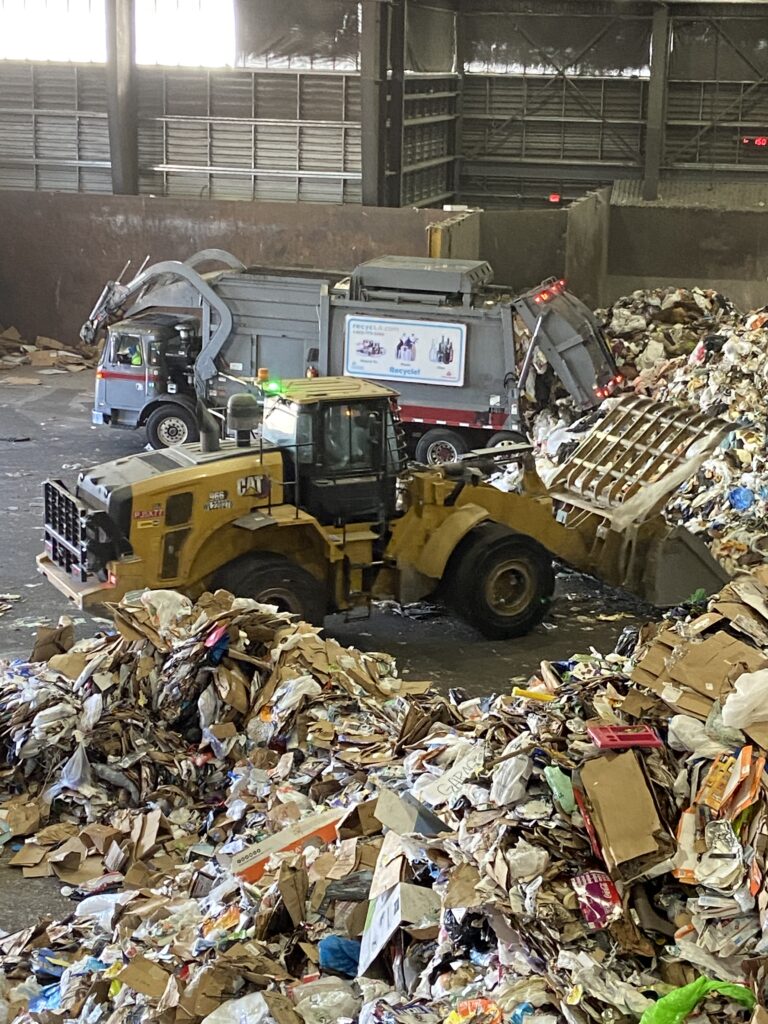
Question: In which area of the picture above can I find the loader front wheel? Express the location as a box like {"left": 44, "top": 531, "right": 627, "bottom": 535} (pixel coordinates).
{"left": 449, "top": 527, "right": 554, "bottom": 639}
{"left": 211, "top": 553, "right": 327, "bottom": 625}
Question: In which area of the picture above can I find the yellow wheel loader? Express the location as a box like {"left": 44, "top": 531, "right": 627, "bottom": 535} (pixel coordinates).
{"left": 37, "top": 378, "right": 730, "bottom": 640}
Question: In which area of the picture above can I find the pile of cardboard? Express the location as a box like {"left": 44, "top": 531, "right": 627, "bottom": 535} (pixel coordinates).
{"left": 0, "top": 325, "right": 97, "bottom": 381}
{"left": 2, "top": 586, "right": 768, "bottom": 1024}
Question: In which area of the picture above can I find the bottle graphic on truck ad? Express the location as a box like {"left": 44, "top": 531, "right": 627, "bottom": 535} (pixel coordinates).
{"left": 344, "top": 316, "right": 466, "bottom": 387}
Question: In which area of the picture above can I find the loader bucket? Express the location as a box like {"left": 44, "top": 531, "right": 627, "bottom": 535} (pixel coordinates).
{"left": 635, "top": 526, "right": 730, "bottom": 607}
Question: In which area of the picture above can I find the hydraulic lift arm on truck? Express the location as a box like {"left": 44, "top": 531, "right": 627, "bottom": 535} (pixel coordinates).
{"left": 81, "top": 250, "right": 245, "bottom": 400}
{"left": 37, "top": 381, "right": 729, "bottom": 640}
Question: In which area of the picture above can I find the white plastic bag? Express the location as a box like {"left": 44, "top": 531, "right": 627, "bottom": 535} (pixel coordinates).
{"left": 294, "top": 979, "right": 360, "bottom": 1024}
{"left": 722, "top": 669, "right": 768, "bottom": 729}
{"left": 490, "top": 755, "right": 531, "bottom": 807}
{"left": 202, "top": 992, "right": 273, "bottom": 1024}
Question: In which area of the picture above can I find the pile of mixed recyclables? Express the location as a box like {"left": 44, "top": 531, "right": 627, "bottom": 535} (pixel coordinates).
{"left": 531, "top": 287, "right": 768, "bottom": 575}
{"left": 3, "top": 585, "right": 768, "bottom": 1024}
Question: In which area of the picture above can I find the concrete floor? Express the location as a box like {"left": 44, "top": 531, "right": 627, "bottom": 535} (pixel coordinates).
{"left": 0, "top": 368, "right": 648, "bottom": 932}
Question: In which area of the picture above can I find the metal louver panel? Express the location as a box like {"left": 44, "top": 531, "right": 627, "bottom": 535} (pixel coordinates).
{"left": 0, "top": 61, "right": 110, "bottom": 192}
{"left": 136, "top": 67, "right": 360, "bottom": 202}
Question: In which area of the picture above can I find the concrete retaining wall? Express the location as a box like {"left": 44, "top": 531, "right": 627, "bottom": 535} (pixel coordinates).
{"left": 3, "top": 190, "right": 768, "bottom": 348}
{"left": 0, "top": 192, "right": 454, "bottom": 343}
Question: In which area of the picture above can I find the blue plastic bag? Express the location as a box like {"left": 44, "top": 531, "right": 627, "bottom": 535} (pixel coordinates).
{"left": 729, "top": 487, "right": 755, "bottom": 511}
{"left": 317, "top": 935, "right": 361, "bottom": 977}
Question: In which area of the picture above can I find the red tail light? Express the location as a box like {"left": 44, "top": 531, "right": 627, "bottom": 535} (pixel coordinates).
{"left": 533, "top": 279, "right": 566, "bottom": 304}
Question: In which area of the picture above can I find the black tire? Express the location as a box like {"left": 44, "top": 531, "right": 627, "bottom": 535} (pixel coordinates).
{"left": 447, "top": 523, "right": 554, "bottom": 639}
{"left": 211, "top": 553, "right": 327, "bottom": 625}
{"left": 488, "top": 430, "right": 528, "bottom": 448}
{"left": 415, "top": 428, "right": 469, "bottom": 465}
{"left": 146, "top": 405, "right": 199, "bottom": 449}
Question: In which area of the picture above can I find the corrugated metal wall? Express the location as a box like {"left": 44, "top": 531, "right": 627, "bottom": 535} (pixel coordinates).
{"left": 0, "top": 62, "right": 361, "bottom": 202}
{"left": 401, "top": 75, "right": 460, "bottom": 206}
{"left": 0, "top": 63, "right": 111, "bottom": 192}
{"left": 460, "top": 74, "right": 647, "bottom": 205}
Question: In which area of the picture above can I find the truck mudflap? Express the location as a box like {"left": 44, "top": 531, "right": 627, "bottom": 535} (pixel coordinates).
{"left": 544, "top": 395, "right": 734, "bottom": 604}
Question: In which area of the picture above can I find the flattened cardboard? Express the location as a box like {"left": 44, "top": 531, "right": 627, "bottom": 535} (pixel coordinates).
{"left": 369, "top": 831, "right": 408, "bottom": 901}
{"left": 632, "top": 628, "right": 767, "bottom": 719}
{"left": 118, "top": 956, "right": 170, "bottom": 998}
{"left": 9, "top": 845, "right": 46, "bottom": 868}
{"left": 580, "top": 751, "right": 674, "bottom": 882}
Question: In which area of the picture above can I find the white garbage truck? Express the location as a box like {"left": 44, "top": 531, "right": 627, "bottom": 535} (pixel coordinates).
{"left": 83, "top": 249, "right": 620, "bottom": 458}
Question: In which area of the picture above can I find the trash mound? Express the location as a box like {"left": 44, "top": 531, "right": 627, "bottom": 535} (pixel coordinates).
{"left": 536, "top": 287, "right": 768, "bottom": 574}
{"left": 1, "top": 585, "right": 768, "bottom": 1023}
{"left": 600, "top": 288, "right": 768, "bottom": 575}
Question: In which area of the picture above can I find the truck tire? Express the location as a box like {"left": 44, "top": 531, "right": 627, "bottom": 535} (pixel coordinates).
{"left": 211, "top": 553, "right": 327, "bottom": 625}
{"left": 488, "top": 430, "right": 528, "bottom": 448}
{"left": 415, "top": 428, "right": 469, "bottom": 465}
{"left": 447, "top": 523, "right": 554, "bottom": 639}
{"left": 146, "top": 405, "right": 199, "bottom": 449}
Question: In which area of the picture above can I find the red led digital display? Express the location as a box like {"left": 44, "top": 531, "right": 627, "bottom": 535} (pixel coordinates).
{"left": 742, "top": 136, "right": 768, "bottom": 146}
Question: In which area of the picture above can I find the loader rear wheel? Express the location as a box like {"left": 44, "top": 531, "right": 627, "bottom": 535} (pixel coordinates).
{"left": 211, "top": 553, "right": 327, "bottom": 625}
{"left": 448, "top": 524, "right": 554, "bottom": 639}
{"left": 146, "top": 405, "right": 199, "bottom": 449}
{"left": 415, "top": 428, "right": 469, "bottom": 465}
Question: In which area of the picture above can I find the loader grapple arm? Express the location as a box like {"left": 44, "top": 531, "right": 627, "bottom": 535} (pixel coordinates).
{"left": 544, "top": 395, "right": 734, "bottom": 604}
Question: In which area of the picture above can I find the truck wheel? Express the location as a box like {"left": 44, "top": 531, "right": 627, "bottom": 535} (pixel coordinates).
{"left": 448, "top": 524, "right": 554, "bottom": 639}
{"left": 146, "top": 406, "right": 199, "bottom": 449}
{"left": 211, "top": 553, "right": 327, "bottom": 625}
{"left": 488, "top": 430, "right": 528, "bottom": 448}
{"left": 415, "top": 429, "right": 469, "bottom": 465}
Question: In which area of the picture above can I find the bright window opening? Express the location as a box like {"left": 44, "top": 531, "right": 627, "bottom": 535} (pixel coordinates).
{"left": 0, "top": 0, "right": 236, "bottom": 67}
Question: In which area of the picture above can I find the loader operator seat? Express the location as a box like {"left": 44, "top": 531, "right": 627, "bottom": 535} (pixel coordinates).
{"left": 323, "top": 409, "right": 371, "bottom": 469}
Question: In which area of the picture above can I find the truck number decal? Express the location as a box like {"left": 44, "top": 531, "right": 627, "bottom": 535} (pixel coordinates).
{"left": 134, "top": 504, "right": 164, "bottom": 521}
{"left": 204, "top": 490, "right": 232, "bottom": 511}
{"left": 344, "top": 316, "right": 466, "bottom": 387}
{"left": 237, "top": 475, "right": 268, "bottom": 498}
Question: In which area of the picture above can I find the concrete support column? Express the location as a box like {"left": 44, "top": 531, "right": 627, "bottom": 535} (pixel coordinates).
{"left": 361, "top": 0, "right": 390, "bottom": 206}
{"left": 105, "top": 0, "right": 139, "bottom": 195}
{"left": 643, "top": 5, "right": 670, "bottom": 201}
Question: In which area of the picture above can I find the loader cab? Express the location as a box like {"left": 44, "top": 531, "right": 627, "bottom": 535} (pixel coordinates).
{"left": 260, "top": 378, "right": 404, "bottom": 526}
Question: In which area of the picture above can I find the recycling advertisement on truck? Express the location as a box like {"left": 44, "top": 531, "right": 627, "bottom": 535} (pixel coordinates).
{"left": 343, "top": 315, "right": 466, "bottom": 387}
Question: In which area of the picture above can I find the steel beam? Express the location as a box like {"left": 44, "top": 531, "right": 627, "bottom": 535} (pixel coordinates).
{"left": 388, "top": 0, "right": 406, "bottom": 206}
{"left": 105, "top": 0, "right": 138, "bottom": 195}
{"left": 361, "top": 0, "right": 390, "bottom": 206}
{"left": 643, "top": 4, "right": 670, "bottom": 199}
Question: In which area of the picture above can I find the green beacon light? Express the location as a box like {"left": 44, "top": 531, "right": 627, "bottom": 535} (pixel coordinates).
{"left": 257, "top": 367, "right": 283, "bottom": 395}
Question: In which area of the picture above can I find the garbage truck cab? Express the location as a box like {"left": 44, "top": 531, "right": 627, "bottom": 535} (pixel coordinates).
{"left": 93, "top": 312, "right": 202, "bottom": 448}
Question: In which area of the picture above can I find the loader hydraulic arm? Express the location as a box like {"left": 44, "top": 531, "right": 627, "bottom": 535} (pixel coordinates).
{"left": 79, "top": 250, "right": 245, "bottom": 398}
